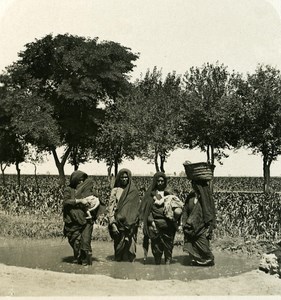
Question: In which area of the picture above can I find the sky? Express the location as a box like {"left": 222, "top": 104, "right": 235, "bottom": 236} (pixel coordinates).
{"left": 1, "top": 0, "right": 281, "bottom": 176}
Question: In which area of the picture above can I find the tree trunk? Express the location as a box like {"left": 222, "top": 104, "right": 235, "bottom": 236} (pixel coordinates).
{"left": 106, "top": 160, "right": 115, "bottom": 188}
{"left": 107, "top": 160, "right": 113, "bottom": 179}
{"left": 211, "top": 145, "right": 215, "bottom": 166}
{"left": 72, "top": 146, "right": 79, "bottom": 171}
{"left": 51, "top": 146, "right": 71, "bottom": 186}
{"left": 263, "top": 156, "right": 271, "bottom": 193}
{"left": 154, "top": 150, "right": 159, "bottom": 172}
{"left": 160, "top": 154, "right": 165, "bottom": 173}
{"left": 114, "top": 157, "right": 119, "bottom": 177}
{"left": 209, "top": 145, "right": 215, "bottom": 194}
{"left": 0, "top": 163, "right": 6, "bottom": 186}
{"left": 207, "top": 145, "right": 210, "bottom": 164}
{"left": 15, "top": 161, "right": 21, "bottom": 186}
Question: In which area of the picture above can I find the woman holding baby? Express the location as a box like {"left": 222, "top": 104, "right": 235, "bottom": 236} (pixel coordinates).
{"left": 141, "top": 172, "right": 183, "bottom": 265}
{"left": 62, "top": 170, "right": 100, "bottom": 266}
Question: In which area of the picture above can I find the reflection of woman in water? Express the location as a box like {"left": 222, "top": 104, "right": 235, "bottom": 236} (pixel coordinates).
{"left": 108, "top": 169, "right": 140, "bottom": 262}
{"left": 182, "top": 180, "right": 216, "bottom": 266}
{"left": 63, "top": 171, "right": 97, "bottom": 266}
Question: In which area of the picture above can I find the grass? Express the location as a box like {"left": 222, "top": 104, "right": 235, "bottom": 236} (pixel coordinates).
{"left": 0, "top": 211, "right": 273, "bottom": 258}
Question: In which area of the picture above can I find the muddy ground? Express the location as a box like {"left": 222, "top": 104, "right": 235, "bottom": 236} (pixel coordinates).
{"left": 1, "top": 263, "right": 280, "bottom": 296}
{"left": 0, "top": 237, "right": 280, "bottom": 296}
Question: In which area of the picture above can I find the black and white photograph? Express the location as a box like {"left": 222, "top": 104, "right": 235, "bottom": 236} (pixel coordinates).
{"left": 0, "top": 0, "right": 281, "bottom": 296}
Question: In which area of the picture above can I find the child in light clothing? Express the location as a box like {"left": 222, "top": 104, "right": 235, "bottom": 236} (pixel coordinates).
{"left": 153, "top": 193, "right": 183, "bottom": 221}
{"left": 76, "top": 178, "right": 100, "bottom": 219}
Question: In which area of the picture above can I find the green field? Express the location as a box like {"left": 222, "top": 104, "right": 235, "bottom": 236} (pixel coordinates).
{"left": 1, "top": 174, "right": 280, "bottom": 256}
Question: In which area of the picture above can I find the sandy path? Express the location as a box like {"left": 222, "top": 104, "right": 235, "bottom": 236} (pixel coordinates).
{"left": 0, "top": 263, "right": 280, "bottom": 296}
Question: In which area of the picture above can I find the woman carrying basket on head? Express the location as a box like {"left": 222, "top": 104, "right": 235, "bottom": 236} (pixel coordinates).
{"left": 182, "top": 162, "right": 216, "bottom": 266}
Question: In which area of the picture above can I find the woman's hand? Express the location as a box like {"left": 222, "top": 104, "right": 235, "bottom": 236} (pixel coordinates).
{"left": 111, "top": 223, "right": 119, "bottom": 235}
{"left": 151, "top": 221, "right": 158, "bottom": 232}
{"left": 153, "top": 195, "right": 164, "bottom": 206}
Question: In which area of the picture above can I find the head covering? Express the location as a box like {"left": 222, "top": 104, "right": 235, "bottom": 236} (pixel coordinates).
{"left": 69, "top": 170, "right": 88, "bottom": 189}
{"left": 75, "top": 178, "right": 93, "bottom": 199}
{"left": 113, "top": 168, "right": 140, "bottom": 227}
{"left": 192, "top": 180, "right": 216, "bottom": 226}
{"left": 114, "top": 168, "right": 132, "bottom": 188}
{"left": 149, "top": 172, "right": 167, "bottom": 191}
{"left": 139, "top": 172, "right": 166, "bottom": 222}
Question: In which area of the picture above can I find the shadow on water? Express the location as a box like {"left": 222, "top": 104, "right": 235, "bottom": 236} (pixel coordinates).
{"left": 0, "top": 239, "right": 258, "bottom": 281}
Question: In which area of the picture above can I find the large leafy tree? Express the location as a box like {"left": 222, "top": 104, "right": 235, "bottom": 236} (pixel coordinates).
{"left": 94, "top": 94, "right": 144, "bottom": 177}
{"left": 132, "top": 68, "right": 182, "bottom": 172}
{"left": 178, "top": 62, "right": 242, "bottom": 169}
{"left": 3, "top": 34, "right": 138, "bottom": 184}
{"left": 240, "top": 65, "right": 281, "bottom": 193}
{"left": 0, "top": 78, "right": 28, "bottom": 186}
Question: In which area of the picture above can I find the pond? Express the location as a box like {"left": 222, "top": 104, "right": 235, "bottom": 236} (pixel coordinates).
{"left": 0, "top": 238, "right": 258, "bottom": 281}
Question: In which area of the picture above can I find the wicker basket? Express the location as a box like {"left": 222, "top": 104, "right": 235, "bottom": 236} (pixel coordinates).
{"left": 183, "top": 161, "right": 214, "bottom": 181}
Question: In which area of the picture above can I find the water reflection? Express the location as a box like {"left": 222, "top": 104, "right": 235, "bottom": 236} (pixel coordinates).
{"left": 0, "top": 239, "right": 258, "bottom": 281}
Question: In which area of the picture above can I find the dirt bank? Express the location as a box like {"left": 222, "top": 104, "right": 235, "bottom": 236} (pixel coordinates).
{"left": 0, "top": 262, "right": 280, "bottom": 296}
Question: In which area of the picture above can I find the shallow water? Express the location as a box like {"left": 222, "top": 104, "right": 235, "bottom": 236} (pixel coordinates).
{"left": 0, "top": 239, "right": 258, "bottom": 281}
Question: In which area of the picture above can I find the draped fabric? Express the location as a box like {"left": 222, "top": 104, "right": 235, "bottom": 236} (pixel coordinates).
{"left": 69, "top": 170, "right": 88, "bottom": 189}
{"left": 108, "top": 168, "right": 140, "bottom": 262}
{"left": 112, "top": 224, "right": 138, "bottom": 262}
{"left": 183, "top": 225, "right": 214, "bottom": 263}
{"left": 113, "top": 168, "right": 141, "bottom": 228}
{"left": 75, "top": 178, "right": 95, "bottom": 198}
{"left": 75, "top": 177, "right": 101, "bottom": 220}
{"left": 62, "top": 171, "right": 94, "bottom": 264}
{"left": 182, "top": 180, "right": 215, "bottom": 265}
{"left": 141, "top": 172, "right": 177, "bottom": 264}
{"left": 63, "top": 171, "right": 89, "bottom": 226}
{"left": 193, "top": 180, "right": 216, "bottom": 228}
{"left": 142, "top": 172, "right": 173, "bottom": 238}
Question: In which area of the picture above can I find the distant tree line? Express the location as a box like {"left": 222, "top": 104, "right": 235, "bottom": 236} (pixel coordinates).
{"left": 1, "top": 33, "right": 281, "bottom": 193}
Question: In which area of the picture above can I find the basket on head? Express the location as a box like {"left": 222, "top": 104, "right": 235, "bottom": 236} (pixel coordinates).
{"left": 183, "top": 161, "right": 214, "bottom": 181}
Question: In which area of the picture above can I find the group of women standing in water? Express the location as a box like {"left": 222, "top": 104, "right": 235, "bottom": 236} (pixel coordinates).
{"left": 62, "top": 167, "right": 216, "bottom": 267}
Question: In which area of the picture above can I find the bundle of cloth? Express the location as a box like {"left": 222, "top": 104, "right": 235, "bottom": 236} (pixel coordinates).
{"left": 154, "top": 194, "right": 183, "bottom": 221}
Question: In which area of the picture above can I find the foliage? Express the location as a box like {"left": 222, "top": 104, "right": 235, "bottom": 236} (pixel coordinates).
{"left": 0, "top": 79, "right": 28, "bottom": 183}
{"left": 179, "top": 62, "right": 242, "bottom": 166}
{"left": 215, "top": 192, "right": 281, "bottom": 240}
{"left": 131, "top": 67, "right": 182, "bottom": 172}
{"left": 0, "top": 213, "right": 63, "bottom": 239}
{"left": 1, "top": 175, "right": 281, "bottom": 247}
{"left": 1, "top": 34, "right": 139, "bottom": 184}
{"left": 93, "top": 94, "right": 144, "bottom": 176}
{"left": 238, "top": 65, "right": 281, "bottom": 192}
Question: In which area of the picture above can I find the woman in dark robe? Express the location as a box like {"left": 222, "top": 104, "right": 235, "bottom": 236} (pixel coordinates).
{"left": 63, "top": 170, "right": 99, "bottom": 266}
{"left": 142, "top": 172, "right": 180, "bottom": 265}
{"left": 108, "top": 168, "right": 141, "bottom": 262}
{"left": 182, "top": 179, "right": 216, "bottom": 266}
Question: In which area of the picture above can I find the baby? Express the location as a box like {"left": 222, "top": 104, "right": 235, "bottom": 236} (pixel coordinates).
{"left": 76, "top": 178, "right": 100, "bottom": 219}
{"left": 84, "top": 195, "right": 100, "bottom": 219}
{"left": 153, "top": 193, "right": 183, "bottom": 221}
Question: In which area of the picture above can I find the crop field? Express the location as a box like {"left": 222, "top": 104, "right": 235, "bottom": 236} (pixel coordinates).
{"left": 1, "top": 174, "right": 281, "bottom": 249}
